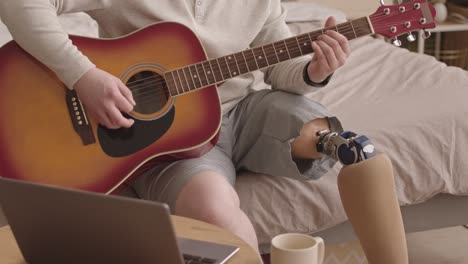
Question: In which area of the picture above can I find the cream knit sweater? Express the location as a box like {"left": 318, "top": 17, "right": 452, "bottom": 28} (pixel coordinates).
{"left": 0, "top": 0, "right": 319, "bottom": 112}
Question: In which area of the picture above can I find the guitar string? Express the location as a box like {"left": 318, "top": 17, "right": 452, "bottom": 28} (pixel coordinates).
{"left": 129, "top": 19, "right": 419, "bottom": 98}
{"left": 125, "top": 19, "right": 373, "bottom": 88}
{"left": 125, "top": 22, "right": 368, "bottom": 87}
{"left": 131, "top": 35, "right": 424, "bottom": 103}
{"left": 127, "top": 19, "right": 408, "bottom": 92}
{"left": 136, "top": 92, "right": 167, "bottom": 105}
{"left": 127, "top": 26, "right": 367, "bottom": 95}
{"left": 131, "top": 35, "right": 368, "bottom": 98}
{"left": 129, "top": 25, "right": 388, "bottom": 97}
{"left": 131, "top": 32, "right": 401, "bottom": 103}
{"left": 126, "top": 11, "right": 422, "bottom": 88}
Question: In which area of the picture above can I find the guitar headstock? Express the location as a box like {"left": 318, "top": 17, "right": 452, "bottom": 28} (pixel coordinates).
{"left": 370, "top": 0, "right": 436, "bottom": 44}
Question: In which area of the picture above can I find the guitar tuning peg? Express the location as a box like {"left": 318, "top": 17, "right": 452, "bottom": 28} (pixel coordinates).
{"left": 407, "top": 32, "right": 416, "bottom": 42}
{"left": 422, "top": 30, "right": 432, "bottom": 39}
{"left": 392, "top": 37, "right": 402, "bottom": 47}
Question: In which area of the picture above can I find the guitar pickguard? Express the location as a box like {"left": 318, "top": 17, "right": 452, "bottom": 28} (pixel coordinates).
{"left": 97, "top": 106, "right": 175, "bottom": 158}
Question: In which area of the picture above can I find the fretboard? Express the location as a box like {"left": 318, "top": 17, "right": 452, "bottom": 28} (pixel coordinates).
{"left": 165, "top": 17, "right": 373, "bottom": 95}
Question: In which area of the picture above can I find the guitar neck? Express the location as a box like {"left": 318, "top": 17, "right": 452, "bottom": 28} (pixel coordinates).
{"left": 165, "top": 17, "right": 374, "bottom": 95}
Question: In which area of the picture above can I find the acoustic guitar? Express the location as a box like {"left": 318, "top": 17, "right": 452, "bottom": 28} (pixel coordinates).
{"left": 0, "top": 1, "right": 436, "bottom": 193}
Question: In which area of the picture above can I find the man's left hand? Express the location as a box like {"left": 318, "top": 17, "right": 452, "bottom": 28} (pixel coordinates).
{"left": 307, "top": 16, "right": 350, "bottom": 84}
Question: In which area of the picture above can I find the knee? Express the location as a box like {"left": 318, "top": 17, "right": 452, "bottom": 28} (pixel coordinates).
{"left": 302, "top": 117, "right": 331, "bottom": 137}
{"left": 291, "top": 117, "right": 331, "bottom": 159}
{"left": 174, "top": 171, "right": 241, "bottom": 227}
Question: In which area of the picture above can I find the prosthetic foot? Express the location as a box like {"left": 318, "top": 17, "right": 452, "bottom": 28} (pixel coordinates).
{"left": 317, "top": 130, "right": 408, "bottom": 264}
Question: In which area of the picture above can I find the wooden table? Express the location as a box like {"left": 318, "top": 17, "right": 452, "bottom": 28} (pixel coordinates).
{"left": 0, "top": 216, "right": 261, "bottom": 264}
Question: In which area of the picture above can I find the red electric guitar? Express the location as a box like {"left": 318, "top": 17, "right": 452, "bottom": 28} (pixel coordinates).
{"left": 0, "top": 1, "right": 436, "bottom": 193}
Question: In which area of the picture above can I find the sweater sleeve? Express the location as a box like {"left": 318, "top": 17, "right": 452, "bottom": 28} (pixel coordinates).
{"left": 0, "top": 0, "right": 108, "bottom": 89}
{"left": 250, "top": 0, "right": 329, "bottom": 95}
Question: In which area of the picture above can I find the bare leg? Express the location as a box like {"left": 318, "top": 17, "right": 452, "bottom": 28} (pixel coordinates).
{"left": 291, "top": 117, "right": 330, "bottom": 159}
{"left": 291, "top": 119, "right": 408, "bottom": 264}
{"left": 174, "top": 171, "right": 260, "bottom": 254}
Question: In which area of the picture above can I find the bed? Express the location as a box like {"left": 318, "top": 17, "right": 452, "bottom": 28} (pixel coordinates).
{"left": 236, "top": 1, "right": 468, "bottom": 253}
{"left": 1, "top": 2, "right": 467, "bottom": 255}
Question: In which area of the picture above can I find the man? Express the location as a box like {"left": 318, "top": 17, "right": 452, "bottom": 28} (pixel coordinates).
{"left": 0, "top": 0, "right": 349, "bottom": 253}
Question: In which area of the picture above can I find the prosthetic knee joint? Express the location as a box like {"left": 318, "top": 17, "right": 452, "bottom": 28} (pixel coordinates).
{"left": 316, "top": 130, "right": 376, "bottom": 166}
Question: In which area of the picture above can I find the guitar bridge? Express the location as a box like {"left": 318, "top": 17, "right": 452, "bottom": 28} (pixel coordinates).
{"left": 66, "top": 90, "right": 96, "bottom": 145}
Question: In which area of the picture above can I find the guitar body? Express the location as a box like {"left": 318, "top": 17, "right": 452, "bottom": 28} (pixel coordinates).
{"left": 0, "top": 22, "right": 221, "bottom": 193}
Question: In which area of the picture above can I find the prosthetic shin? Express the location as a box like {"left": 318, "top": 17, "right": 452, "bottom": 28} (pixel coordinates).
{"left": 317, "top": 130, "right": 408, "bottom": 264}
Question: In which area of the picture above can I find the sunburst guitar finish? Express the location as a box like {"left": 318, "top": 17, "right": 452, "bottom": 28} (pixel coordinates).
{"left": 0, "top": 22, "right": 221, "bottom": 194}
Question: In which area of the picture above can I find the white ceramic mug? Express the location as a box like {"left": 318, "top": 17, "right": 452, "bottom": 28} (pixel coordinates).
{"left": 271, "top": 233, "right": 325, "bottom": 264}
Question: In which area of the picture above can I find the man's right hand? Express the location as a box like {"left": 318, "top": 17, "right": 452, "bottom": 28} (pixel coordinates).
{"left": 73, "top": 68, "right": 136, "bottom": 129}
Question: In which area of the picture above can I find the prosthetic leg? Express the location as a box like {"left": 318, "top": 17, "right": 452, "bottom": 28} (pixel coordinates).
{"left": 316, "top": 130, "right": 408, "bottom": 264}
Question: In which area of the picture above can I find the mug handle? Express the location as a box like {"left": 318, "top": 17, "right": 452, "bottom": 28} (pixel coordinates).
{"left": 315, "top": 236, "right": 325, "bottom": 264}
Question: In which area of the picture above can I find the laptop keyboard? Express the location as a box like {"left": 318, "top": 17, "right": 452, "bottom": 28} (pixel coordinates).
{"left": 183, "top": 253, "right": 218, "bottom": 264}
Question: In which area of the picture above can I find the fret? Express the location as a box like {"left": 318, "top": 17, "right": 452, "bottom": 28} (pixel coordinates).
{"left": 252, "top": 47, "right": 268, "bottom": 69}
{"left": 234, "top": 52, "right": 249, "bottom": 75}
{"left": 240, "top": 50, "right": 251, "bottom": 72}
{"left": 183, "top": 67, "right": 196, "bottom": 91}
{"left": 189, "top": 65, "right": 202, "bottom": 88}
{"left": 350, "top": 20, "right": 358, "bottom": 38}
{"left": 225, "top": 55, "right": 239, "bottom": 76}
{"left": 309, "top": 30, "right": 322, "bottom": 42}
{"left": 175, "top": 70, "right": 185, "bottom": 94}
{"left": 268, "top": 43, "right": 280, "bottom": 64}
{"left": 306, "top": 32, "right": 313, "bottom": 44}
{"left": 169, "top": 71, "right": 180, "bottom": 95}
{"left": 210, "top": 59, "right": 224, "bottom": 82}
{"left": 202, "top": 61, "right": 216, "bottom": 84}
{"left": 245, "top": 49, "right": 259, "bottom": 70}
{"left": 195, "top": 63, "right": 209, "bottom": 86}
{"left": 224, "top": 56, "right": 234, "bottom": 77}
{"left": 282, "top": 40, "right": 292, "bottom": 59}
{"left": 360, "top": 17, "right": 374, "bottom": 36}
{"left": 297, "top": 34, "right": 313, "bottom": 55}
{"left": 217, "top": 57, "right": 231, "bottom": 79}
{"left": 274, "top": 41, "right": 289, "bottom": 62}
{"left": 335, "top": 23, "right": 343, "bottom": 36}
{"left": 336, "top": 23, "right": 353, "bottom": 40}
{"left": 163, "top": 73, "right": 173, "bottom": 95}
{"left": 260, "top": 46, "right": 270, "bottom": 67}
{"left": 263, "top": 44, "right": 279, "bottom": 65}
{"left": 231, "top": 54, "right": 240, "bottom": 75}
{"left": 351, "top": 18, "right": 367, "bottom": 37}
{"left": 194, "top": 64, "right": 203, "bottom": 87}
{"left": 285, "top": 38, "right": 301, "bottom": 58}
{"left": 294, "top": 37, "right": 304, "bottom": 56}
{"left": 177, "top": 69, "right": 189, "bottom": 93}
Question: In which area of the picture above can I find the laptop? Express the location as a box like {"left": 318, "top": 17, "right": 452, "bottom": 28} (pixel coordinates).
{"left": 0, "top": 177, "right": 239, "bottom": 264}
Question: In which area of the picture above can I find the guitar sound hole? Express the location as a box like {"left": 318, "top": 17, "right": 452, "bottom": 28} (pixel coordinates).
{"left": 126, "top": 71, "right": 169, "bottom": 116}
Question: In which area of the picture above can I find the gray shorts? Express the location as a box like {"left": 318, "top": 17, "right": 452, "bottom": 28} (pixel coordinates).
{"left": 132, "top": 89, "right": 342, "bottom": 211}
